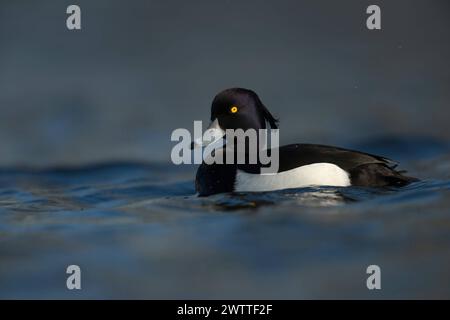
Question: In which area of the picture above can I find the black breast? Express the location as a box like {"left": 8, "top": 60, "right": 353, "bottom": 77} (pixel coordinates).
{"left": 195, "top": 163, "right": 237, "bottom": 196}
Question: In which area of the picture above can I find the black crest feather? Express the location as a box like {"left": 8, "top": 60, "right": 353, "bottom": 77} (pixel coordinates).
{"left": 252, "top": 91, "right": 279, "bottom": 129}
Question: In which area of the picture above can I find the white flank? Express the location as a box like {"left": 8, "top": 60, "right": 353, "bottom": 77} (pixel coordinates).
{"left": 234, "top": 163, "right": 351, "bottom": 192}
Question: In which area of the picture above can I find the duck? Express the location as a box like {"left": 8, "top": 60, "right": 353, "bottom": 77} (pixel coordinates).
{"left": 193, "top": 88, "right": 418, "bottom": 196}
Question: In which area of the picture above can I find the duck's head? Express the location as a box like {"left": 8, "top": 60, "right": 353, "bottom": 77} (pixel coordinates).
{"left": 192, "top": 88, "right": 278, "bottom": 149}
{"left": 209, "top": 88, "right": 278, "bottom": 131}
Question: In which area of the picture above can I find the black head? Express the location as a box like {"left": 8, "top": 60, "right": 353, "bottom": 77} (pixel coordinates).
{"left": 210, "top": 88, "right": 278, "bottom": 131}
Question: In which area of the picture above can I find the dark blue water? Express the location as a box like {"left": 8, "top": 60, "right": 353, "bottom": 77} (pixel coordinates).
{"left": 1, "top": 138, "right": 450, "bottom": 299}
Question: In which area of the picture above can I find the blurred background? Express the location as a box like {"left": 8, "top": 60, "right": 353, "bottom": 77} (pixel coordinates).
{"left": 1, "top": 0, "right": 449, "bottom": 167}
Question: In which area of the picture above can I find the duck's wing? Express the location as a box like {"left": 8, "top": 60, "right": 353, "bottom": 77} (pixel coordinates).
{"left": 237, "top": 143, "right": 396, "bottom": 174}
{"left": 276, "top": 143, "right": 397, "bottom": 173}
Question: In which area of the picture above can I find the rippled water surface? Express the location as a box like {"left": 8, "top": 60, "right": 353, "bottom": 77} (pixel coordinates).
{"left": 1, "top": 140, "right": 450, "bottom": 299}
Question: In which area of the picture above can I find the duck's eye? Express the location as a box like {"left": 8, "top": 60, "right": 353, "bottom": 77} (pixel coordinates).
{"left": 230, "top": 106, "right": 238, "bottom": 113}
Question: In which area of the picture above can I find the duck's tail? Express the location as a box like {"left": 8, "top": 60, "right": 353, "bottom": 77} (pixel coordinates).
{"left": 350, "top": 163, "right": 419, "bottom": 187}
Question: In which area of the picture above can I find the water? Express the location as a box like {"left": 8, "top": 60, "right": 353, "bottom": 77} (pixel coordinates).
{"left": 1, "top": 139, "right": 450, "bottom": 299}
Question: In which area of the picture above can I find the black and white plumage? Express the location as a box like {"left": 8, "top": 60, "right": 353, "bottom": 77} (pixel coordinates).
{"left": 194, "top": 88, "right": 418, "bottom": 196}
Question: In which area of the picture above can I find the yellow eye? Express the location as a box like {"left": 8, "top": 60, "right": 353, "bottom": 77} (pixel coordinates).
{"left": 230, "top": 106, "right": 238, "bottom": 113}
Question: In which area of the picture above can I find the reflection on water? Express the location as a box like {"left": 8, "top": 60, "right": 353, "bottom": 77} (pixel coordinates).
{"left": 1, "top": 139, "right": 450, "bottom": 299}
{"left": 190, "top": 188, "right": 354, "bottom": 211}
